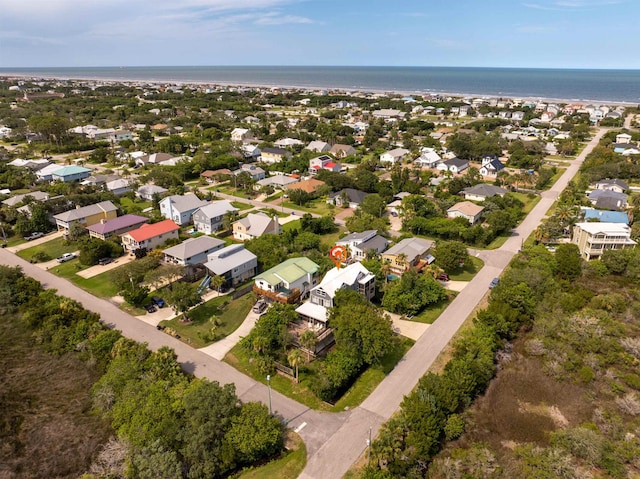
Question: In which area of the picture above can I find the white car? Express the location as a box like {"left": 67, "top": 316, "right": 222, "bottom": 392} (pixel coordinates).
{"left": 57, "top": 253, "right": 76, "bottom": 263}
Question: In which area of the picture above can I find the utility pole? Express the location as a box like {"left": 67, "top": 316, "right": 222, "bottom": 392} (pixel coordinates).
{"left": 266, "top": 375, "right": 273, "bottom": 415}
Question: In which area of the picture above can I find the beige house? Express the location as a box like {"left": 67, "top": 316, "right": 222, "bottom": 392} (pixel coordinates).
{"left": 233, "top": 213, "right": 280, "bottom": 241}
{"left": 572, "top": 222, "right": 636, "bottom": 260}
{"left": 382, "top": 237, "right": 434, "bottom": 276}
{"left": 447, "top": 201, "right": 484, "bottom": 225}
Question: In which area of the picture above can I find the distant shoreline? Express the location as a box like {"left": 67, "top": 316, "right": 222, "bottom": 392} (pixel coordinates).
{"left": 1, "top": 66, "right": 638, "bottom": 107}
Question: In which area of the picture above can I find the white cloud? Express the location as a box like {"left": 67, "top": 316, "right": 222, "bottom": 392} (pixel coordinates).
{"left": 523, "top": 0, "right": 626, "bottom": 10}
{"left": 254, "top": 13, "right": 314, "bottom": 25}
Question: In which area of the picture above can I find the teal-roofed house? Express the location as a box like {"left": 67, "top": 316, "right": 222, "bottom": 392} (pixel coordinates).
{"left": 253, "top": 257, "right": 320, "bottom": 304}
{"left": 51, "top": 165, "right": 92, "bottom": 183}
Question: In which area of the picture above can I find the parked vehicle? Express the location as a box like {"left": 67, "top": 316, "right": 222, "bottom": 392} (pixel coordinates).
{"left": 437, "top": 273, "right": 450, "bottom": 282}
{"left": 489, "top": 277, "right": 500, "bottom": 289}
{"left": 56, "top": 253, "right": 76, "bottom": 263}
{"left": 253, "top": 300, "right": 268, "bottom": 314}
{"left": 24, "top": 232, "right": 44, "bottom": 241}
{"left": 145, "top": 304, "right": 157, "bottom": 313}
{"left": 98, "top": 257, "right": 113, "bottom": 265}
{"left": 151, "top": 296, "right": 165, "bottom": 308}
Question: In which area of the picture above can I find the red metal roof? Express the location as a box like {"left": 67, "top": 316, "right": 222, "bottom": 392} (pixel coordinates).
{"left": 325, "top": 162, "right": 337, "bottom": 168}
{"left": 127, "top": 219, "right": 179, "bottom": 242}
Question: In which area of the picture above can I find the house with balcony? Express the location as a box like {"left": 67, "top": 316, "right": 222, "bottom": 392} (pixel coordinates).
{"left": 295, "top": 262, "right": 376, "bottom": 330}
{"left": 203, "top": 244, "right": 258, "bottom": 289}
{"left": 382, "top": 237, "right": 434, "bottom": 276}
{"left": 163, "top": 235, "right": 225, "bottom": 266}
{"left": 253, "top": 257, "right": 320, "bottom": 304}
{"left": 87, "top": 214, "right": 149, "bottom": 241}
{"left": 53, "top": 200, "right": 118, "bottom": 235}
{"left": 192, "top": 200, "right": 238, "bottom": 234}
{"left": 121, "top": 219, "right": 180, "bottom": 254}
{"left": 572, "top": 222, "right": 636, "bottom": 260}
{"left": 159, "top": 193, "right": 208, "bottom": 226}
{"left": 335, "top": 230, "right": 389, "bottom": 261}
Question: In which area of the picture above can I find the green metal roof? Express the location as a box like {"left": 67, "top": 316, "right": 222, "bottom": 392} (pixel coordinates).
{"left": 255, "top": 257, "right": 319, "bottom": 285}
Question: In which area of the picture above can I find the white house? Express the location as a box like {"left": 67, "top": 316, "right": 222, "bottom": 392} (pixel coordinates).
{"left": 163, "top": 236, "right": 225, "bottom": 266}
{"left": 436, "top": 158, "right": 469, "bottom": 174}
{"left": 192, "top": 200, "right": 239, "bottom": 234}
{"left": 479, "top": 156, "right": 505, "bottom": 178}
{"left": 380, "top": 148, "right": 410, "bottom": 165}
{"left": 413, "top": 148, "right": 442, "bottom": 168}
{"left": 231, "top": 128, "right": 254, "bottom": 143}
{"left": 309, "top": 155, "right": 341, "bottom": 176}
{"left": 159, "top": 194, "right": 209, "bottom": 226}
{"left": 306, "top": 140, "right": 331, "bottom": 153}
{"left": 335, "top": 230, "right": 389, "bottom": 261}
{"left": 203, "top": 244, "right": 258, "bottom": 288}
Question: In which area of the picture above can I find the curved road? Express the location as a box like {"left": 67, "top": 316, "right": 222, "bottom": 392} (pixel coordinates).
{"left": 0, "top": 128, "right": 606, "bottom": 479}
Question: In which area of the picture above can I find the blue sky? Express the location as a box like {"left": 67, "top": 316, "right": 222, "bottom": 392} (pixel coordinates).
{"left": 0, "top": 0, "right": 637, "bottom": 68}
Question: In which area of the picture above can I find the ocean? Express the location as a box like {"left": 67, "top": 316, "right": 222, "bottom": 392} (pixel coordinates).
{"left": 0, "top": 66, "right": 639, "bottom": 104}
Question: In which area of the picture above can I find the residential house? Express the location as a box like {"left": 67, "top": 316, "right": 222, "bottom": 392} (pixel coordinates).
{"left": 437, "top": 158, "right": 469, "bottom": 174}
{"left": 572, "top": 222, "right": 636, "bottom": 260}
{"left": 105, "top": 178, "right": 132, "bottom": 196}
{"left": 256, "top": 174, "right": 299, "bottom": 190}
{"left": 260, "top": 147, "right": 292, "bottom": 164}
{"left": 147, "top": 152, "right": 174, "bottom": 164}
{"left": 203, "top": 244, "right": 258, "bottom": 288}
{"left": 233, "top": 212, "right": 280, "bottom": 241}
{"left": 413, "top": 148, "right": 442, "bottom": 168}
{"left": 593, "top": 178, "right": 629, "bottom": 194}
{"left": 231, "top": 128, "right": 254, "bottom": 143}
{"left": 462, "top": 184, "right": 507, "bottom": 201}
{"left": 329, "top": 144, "right": 357, "bottom": 158}
{"left": 111, "top": 130, "right": 133, "bottom": 143}
{"left": 192, "top": 200, "right": 238, "bottom": 234}
{"left": 235, "top": 164, "right": 266, "bottom": 181}
{"left": 253, "top": 257, "right": 320, "bottom": 304}
{"left": 136, "top": 184, "right": 169, "bottom": 201}
{"left": 335, "top": 230, "right": 389, "bottom": 261}
{"left": 240, "top": 144, "right": 261, "bottom": 160}
{"left": 309, "top": 155, "right": 341, "bottom": 176}
{"left": 581, "top": 207, "right": 629, "bottom": 224}
{"left": 613, "top": 142, "right": 636, "bottom": 154}
{"left": 372, "top": 109, "right": 404, "bottom": 120}
{"left": 159, "top": 193, "right": 208, "bottom": 226}
{"left": 53, "top": 200, "right": 118, "bottom": 235}
{"left": 511, "top": 111, "right": 526, "bottom": 121}
{"left": 588, "top": 190, "right": 628, "bottom": 211}
{"left": 51, "top": 166, "right": 92, "bottom": 183}
{"left": 36, "top": 163, "right": 66, "bottom": 182}
{"left": 306, "top": 140, "right": 331, "bottom": 153}
{"left": 2, "top": 191, "right": 49, "bottom": 207}
{"left": 274, "top": 138, "right": 303, "bottom": 148}
{"left": 286, "top": 178, "right": 326, "bottom": 195}
{"left": 296, "top": 262, "right": 376, "bottom": 330}
{"left": 616, "top": 133, "right": 632, "bottom": 144}
{"left": 327, "top": 188, "right": 369, "bottom": 209}
{"left": 81, "top": 174, "right": 119, "bottom": 188}
{"left": 479, "top": 156, "right": 506, "bottom": 178}
{"left": 121, "top": 219, "right": 180, "bottom": 253}
{"left": 163, "top": 236, "right": 225, "bottom": 266}
{"left": 380, "top": 147, "right": 410, "bottom": 165}
{"left": 87, "top": 214, "right": 149, "bottom": 241}
{"left": 447, "top": 201, "right": 485, "bottom": 225}
{"left": 382, "top": 237, "right": 434, "bottom": 276}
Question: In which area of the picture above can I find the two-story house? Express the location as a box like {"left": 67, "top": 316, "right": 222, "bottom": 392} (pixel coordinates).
{"left": 260, "top": 147, "right": 292, "bottom": 164}
{"left": 382, "top": 237, "right": 434, "bottom": 276}
{"left": 53, "top": 200, "right": 118, "bottom": 235}
{"left": 295, "top": 262, "right": 376, "bottom": 330}
{"left": 233, "top": 213, "right": 280, "bottom": 241}
{"left": 192, "top": 200, "right": 238, "bottom": 234}
{"left": 335, "top": 230, "right": 389, "bottom": 261}
{"left": 309, "top": 155, "right": 341, "bottom": 176}
{"left": 572, "top": 222, "right": 636, "bottom": 260}
{"left": 51, "top": 166, "right": 92, "bottom": 183}
{"left": 87, "top": 214, "right": 149, "bottom": 241}
{"left": 380, "top": 147, "right": 410, "bottom": 165}
{"left": 163, "top": 236, "right": 225, "bottom": 266}
{"left": 253, "top": 257, "right": 320, "bottom": 304}
{"left": 121, "top": 219, "right": 180, "bottom": 254}
{"left": 159, "top": 194, "right": 208, "bottom": 226}
{"left": 204, "top": 244, "right": 258, "bottom": 288}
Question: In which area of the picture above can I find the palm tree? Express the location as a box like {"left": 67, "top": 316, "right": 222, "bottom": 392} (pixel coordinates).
{"left": 210, "top": 275, "right": 224, "bottom": 296}
{"left": 300, "top": 329, "right": 317, "bottom": 362}
{"left": 288, "top": 349, "right": 303, "bottom": 383}
{"left": 252, "top": 336, "right": 268, "bottom": 355}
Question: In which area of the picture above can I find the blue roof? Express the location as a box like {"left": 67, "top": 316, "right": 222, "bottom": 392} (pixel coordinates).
{"left": 52, "top": 166, "right": 91, "bottom": 176}
{"left": 583, "top": 208, "right": 629, "bottom": 224}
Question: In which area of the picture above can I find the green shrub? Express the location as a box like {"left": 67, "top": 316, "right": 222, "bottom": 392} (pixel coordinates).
{"left": 444, "top": 414, "right": 465, "bottom": 441}
{"left": 577, "top": 366, "right": 596, "bottom": 384}
{"left": 31, "top": 251, "right": 51, "bottom": 262}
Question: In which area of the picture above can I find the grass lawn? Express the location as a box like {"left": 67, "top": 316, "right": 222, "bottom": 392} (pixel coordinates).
{"left": 412, "top": 294, "right": 457, "bottom": 324}
{"left": 119, "top": 196, "right": 152, "bottom": 214}
{"left": 51, "top": 262, "right": 121, "bottom": 298}
{"left": 282, "top": 219, "right": 301, "bottom": 232}
{"left": 280, "top": 199, "right": 334, "bottom": 216}
{"left": 233, "top": 431, "right": 306, "bottom": 479}
{"left": 17, "top": 237, "right": 79, "bottom": 262}
{"left": 511, "top": 192, "right": 541, "bottom": 214}
{"left": 224, "top": 336, "right": 413, "bottom": 412}
{"left": 232, "top": 201, "right": 254, "bottom": 211}
{"left": 447, "top": 256, "right": 484, "bottom": 281}
{"left": 320, "top": 227, "right": 347, "bottom": 249}
{"left": 264, "top": 191, "right": 283, "bottom": 202}
{"left": 484, "top": 234, "right": 510, "bottom": 250}
{"left": 159, "top": 293, "right": 254, "bottom": 348}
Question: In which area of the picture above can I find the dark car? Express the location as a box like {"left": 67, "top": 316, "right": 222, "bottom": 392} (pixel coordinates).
{"left": 437, "top": 273, "right": 450, "bottom": 282}
{"left": 145, "top": 304, "right": 157, "bottom": 313}
{"left": 489, "top": 277, "right": 500, "bottom": 289}
{"left": 151, "top": 296, "right": 165, "bottom": 308}
{"left": 98, "top": 257, "right": 113, "bottom": 265}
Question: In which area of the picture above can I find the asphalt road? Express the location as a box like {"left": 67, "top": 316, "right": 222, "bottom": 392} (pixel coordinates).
{"left": 0, "top": 129, "right": 607, "bottom": 479}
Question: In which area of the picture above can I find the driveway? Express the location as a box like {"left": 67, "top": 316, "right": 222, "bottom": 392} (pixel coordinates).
{"left": 199, "top": 308, "right": 261, "bottom": 360}
{"left": 76, "top": 254, "right": 136, "bottom": 279}
{"left": 6, "top": 230, "right": 64, "bottom": 253}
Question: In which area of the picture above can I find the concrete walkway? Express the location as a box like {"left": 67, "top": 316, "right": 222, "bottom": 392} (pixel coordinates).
{"left": 199, "top": 308, "right": 261, "bottom": 360}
